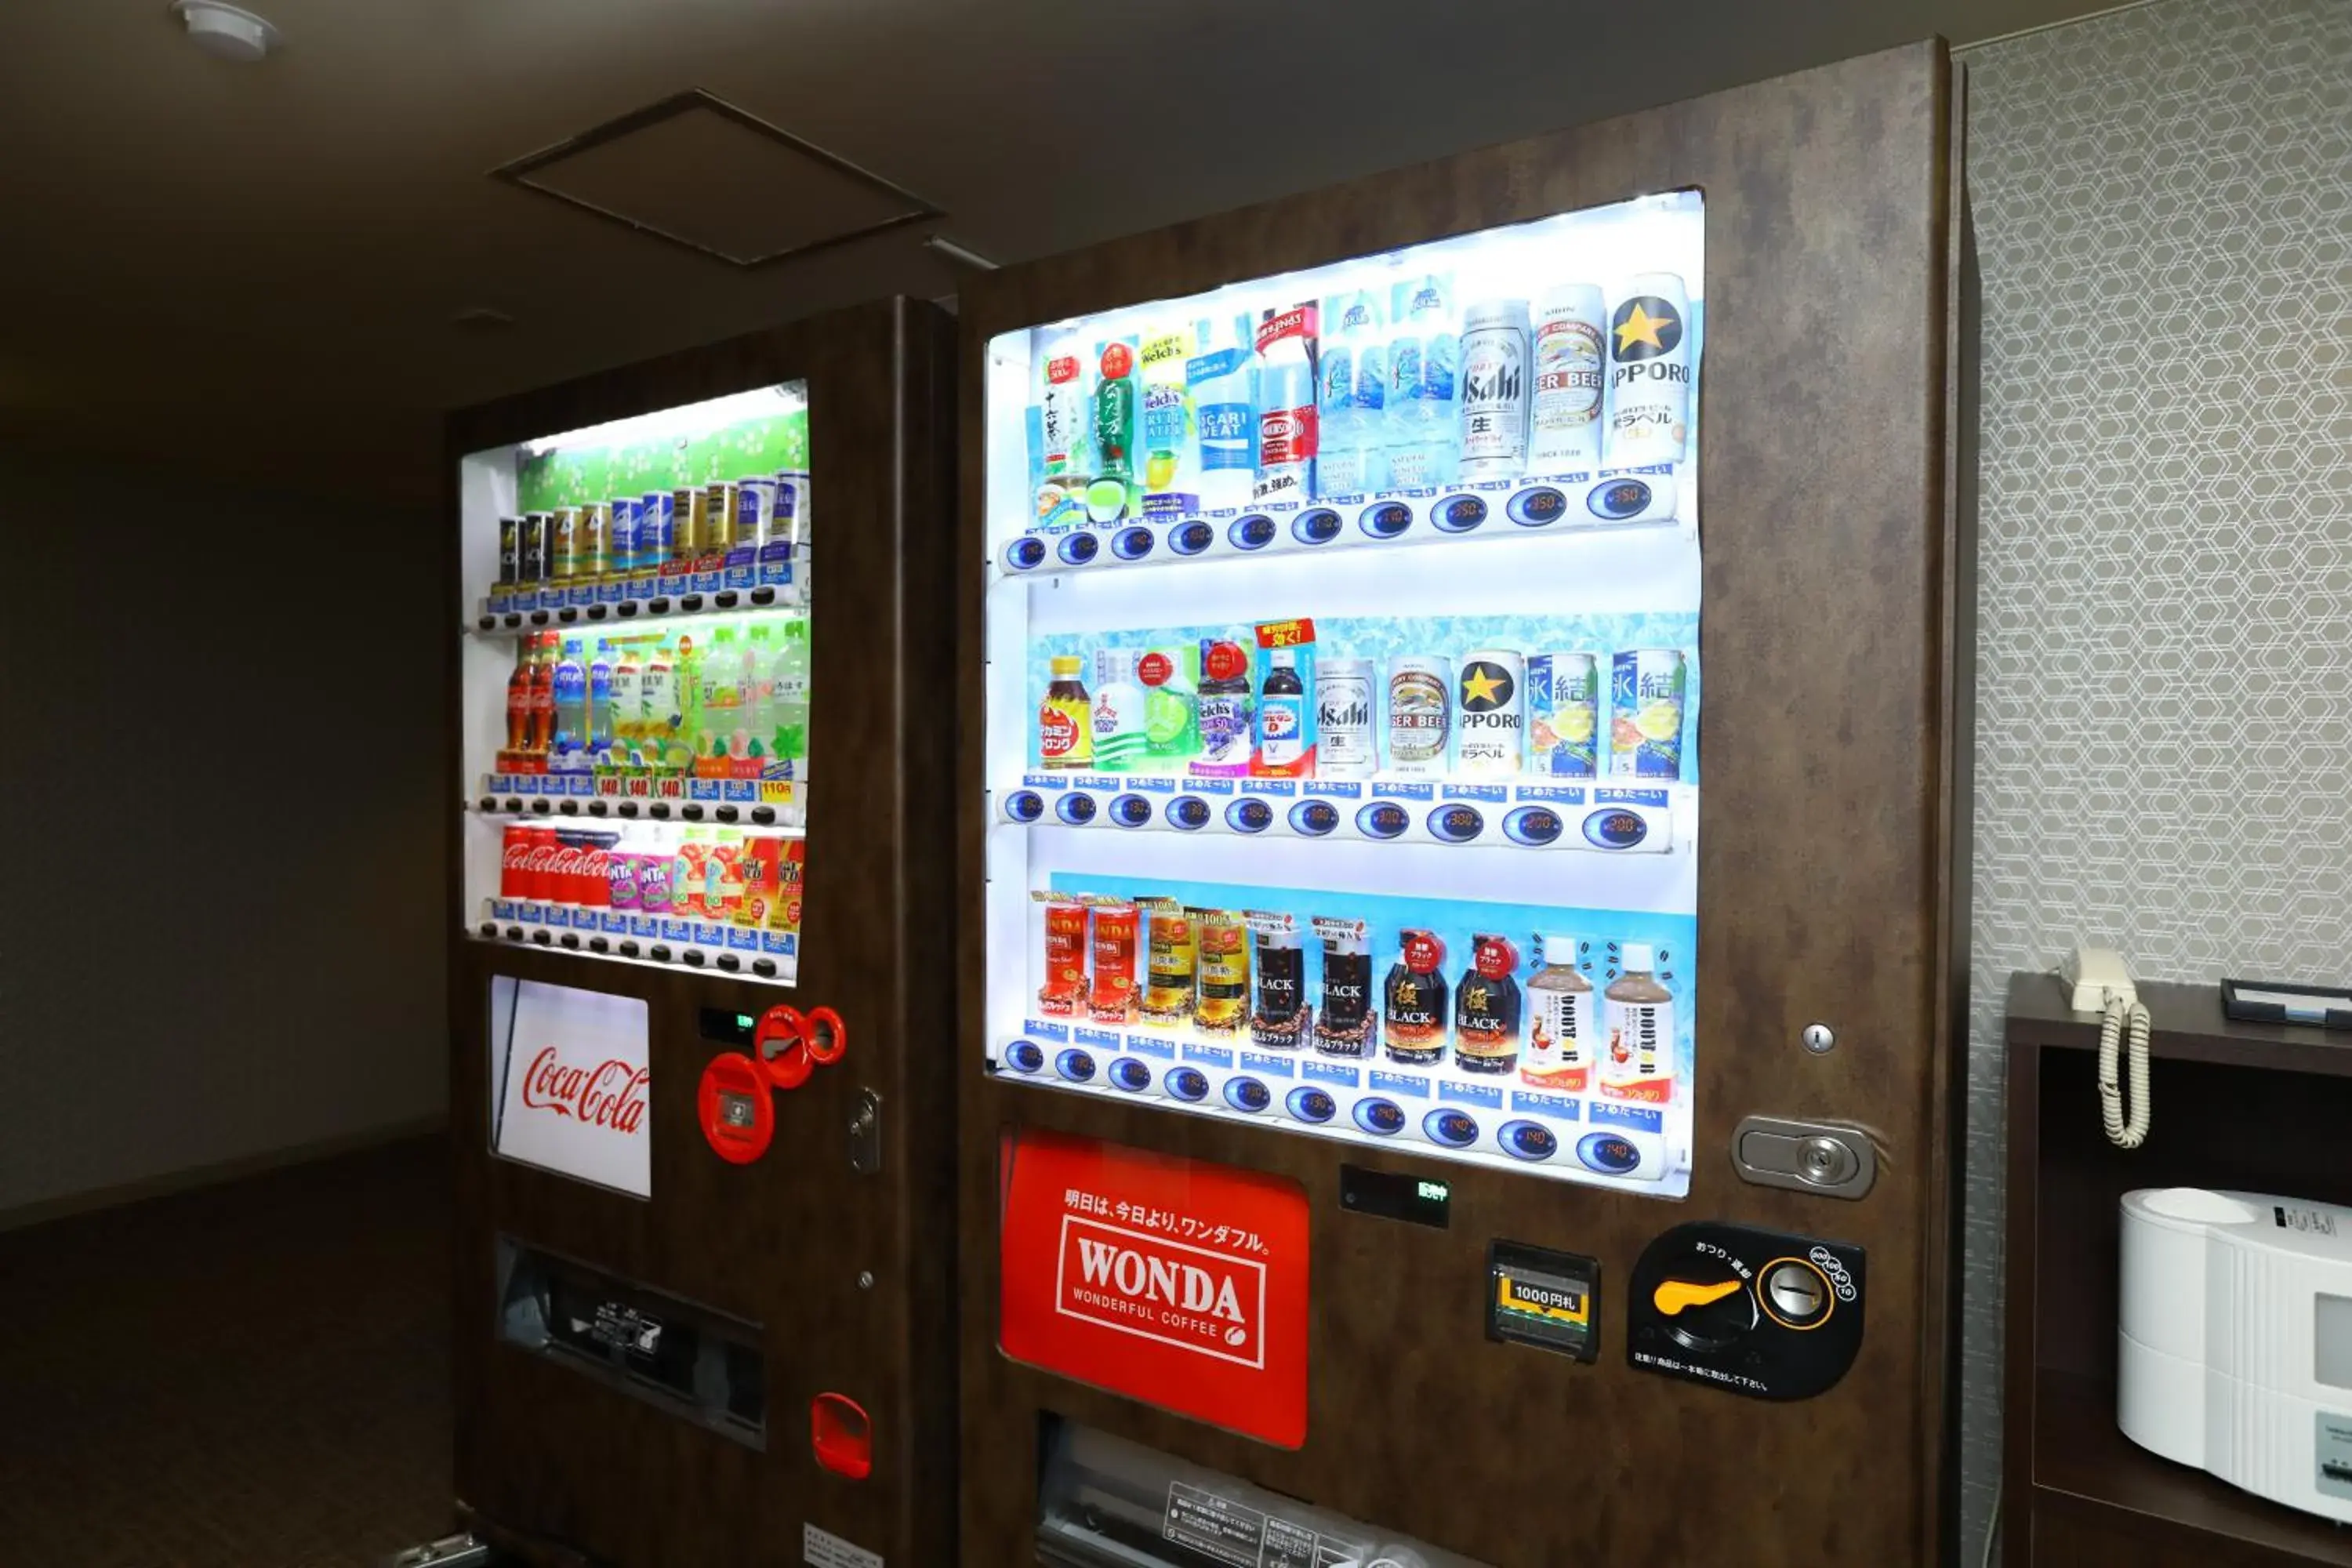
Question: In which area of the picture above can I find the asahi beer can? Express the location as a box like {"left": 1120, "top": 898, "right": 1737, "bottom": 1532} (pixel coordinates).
{"left": 702, "top": 480, "right": 739, "bottom": 555}
{"left": 1454, "top": 648, "right": 1526, "bottom": 779}
{"left": 1605, "top": 272, "right": 1693, "bottom": 466}
{"left": 495, "top": 516, "right": 521, "bottom": 586}
{"left": 1609, "top": 648, "right": 1688, "bottom": 779}
{"left": 1528, "top": 652, "right": 1599, "bottom": 778}
{"left": 1457, "top": 299, "right": 1531, "bottom": 482}
{"left": 670, "top": 486, "right": 699, "bottom": 562}
{"left": 772, "top": 470, "right": 810, "bottom": 555}
{"left": 517, "top": 512, "right": 551, "bottom": 585}
{"left": 734, "top": 477, "right": 778, "bottom": 554}
{"left": 550, "top": 507, "right": 581, "bottom": 580}
{"left": 638, "top": 491, "right": 674, "bottom": 566}
{"left": 1385, "top": 655, "right": 1452, "bottom": 778}
{"left": 576, "top": 501, "right": 610, "bottom": 578}
{"left": 1316, "top": 658, "right": 1376, "bottom": 779}
{"left": 607, "top": 495, "right": 641, "bottom": 576}
{"left": 1527, "top": 283, "right": 1606, "bottom": 471}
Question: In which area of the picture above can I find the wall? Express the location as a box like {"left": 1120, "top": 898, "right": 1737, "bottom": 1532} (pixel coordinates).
{"left": 1961, "top": 0, "right": 2352, "bottom": 1555}
{"left": 0, "top": 445, "right": 450, "bottom": 1219}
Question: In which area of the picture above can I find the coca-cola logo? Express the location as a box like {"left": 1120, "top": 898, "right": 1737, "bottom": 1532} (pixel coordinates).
{"left": 1058, "top": 1215, "right": 1265, "bottom": 1368}
{"left": 520, "top": 1046, "right": 648, "bottom": 1135}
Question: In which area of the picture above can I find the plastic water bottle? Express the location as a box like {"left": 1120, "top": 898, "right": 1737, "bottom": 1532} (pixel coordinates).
{"left": 587, "top": 639, "right": 615, "bottom": 759}
{"left": 1253, "top": 303, "right": 1318, "bottom": 506}
{"left": 1386, "top": 274, "right": 1457, "bottom": 489}
{"left": 1186, "top": 314, "right": 1257, "bottom": 512}
{"left": 1316, "top": 290, "right": 1386, "bottom": 498}
{"left": 744, "top": 622, "right": 776, "bottom": 764}
{"left": 552, "top": 637, "right": 590, "bottom": 769}
{"left": 771, "top": 619, "right": 810, "bottom": 768}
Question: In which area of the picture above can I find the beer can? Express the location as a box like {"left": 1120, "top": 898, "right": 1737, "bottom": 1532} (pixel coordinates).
{"left": 773, "top": 470, "right": 811, "bottom": 555}
{"left": 670, "top": 486, "right": 699, "bottom": 563}
{"left": 702, "top": 480, "right": 739, "bottom": 555}
{"left": 1528, "top": 653, "right": 1599, "bottom": 778}
{"left": 550, "top": 507, "right": 581, "bottom": 580}
{"left": 735, "top": 476, "right": 779, "bottom": 553}
{"left": 607, "top": 495, "right": 641, "bottom": 577}
{"left": 495, "top": 516, "right": 521, "bottom": 586}
{"left": 1605, "top": 272, "right": 1693, "bottom": 466}
{"left": 1454, "top": 648, "right": 1525, "bottom": 779}
{"left": 518, "top": 512, "right": 552, "bottom": 585}
{"left": 639, "top": 490, "right": 674, "bottom": 567}
{"left": 1457, "top": 299, "right": 1530, "bottom": 482}
{"left": 1385, "top": 655, "right": 1452, "bottom": 778}
{"left": 576, "top": 501, "right": 610, "bottom": 579}
{"left": 1527, "top": 283, "right": 1606, "bottom": 470}
{"left": 1609, "top": 648, "right": 1688, "bottom": 779}
{"left": 1316, "top": 658, "right": 1375, "bottom": 779}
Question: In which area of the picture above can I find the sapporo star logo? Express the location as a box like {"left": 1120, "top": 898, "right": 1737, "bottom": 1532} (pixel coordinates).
{"left": 1461, "top": 662, "right": 1513, "bottom": 710}
{"left": 1611, "top": 296, "right": 1683, "bottom": 360}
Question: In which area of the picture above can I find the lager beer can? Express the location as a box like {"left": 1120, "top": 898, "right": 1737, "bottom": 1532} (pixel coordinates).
{"left": 550, "top": 507, "right": 581, "bottom": 580}
{"left": 638, "top": 491, "right": 674, "bottom": 568}
{"left": 670, "top": 486, "right": 699, "bottom": 563}
{"left": 1385, "top": 655, "right": 1452, "bottom": 778}
{"left": 1457, "top": 299, "right": 1530, "bottom": 482}
{"left": 702, "top": 480, "right": 739, "bottom": 555}
{"left": 1528, "top": 652, "right": 1599, "bottom": 778}
{"left": 1605, "top": 272, "right": 1693, "bottom": 466}
{"left": 1454, "top": 648, "right": 1526, "bottom": 779}
{"left": 1526, "top": 283, "right": 1606, "bottom": 470}
{"left": 495, "top": 516, "right": 521, "bottom": 586}
{"left": 735, "top": 476, "right": 779, "bottom": 553}
{"left": 607, "top": 495, "right": 641, "bottom": 577}
{"left": 576, "top": 501, "right": 610, "bottom": 579}
{"left": 1316, "top": 658, "right": 1376, "bottom": 779}
{"left": 518, "top": 512, "right": 552, "bottom": 585}
{"left": 1609, "top": 648, "right": 1688, "bottom": 779}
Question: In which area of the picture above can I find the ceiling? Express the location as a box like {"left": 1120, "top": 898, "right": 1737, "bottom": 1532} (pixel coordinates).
{"left": 0, "top": 0, "right": 2116, "bottom": 498}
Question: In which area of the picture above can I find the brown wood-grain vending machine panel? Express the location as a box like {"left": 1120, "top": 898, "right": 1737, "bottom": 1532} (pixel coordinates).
{"left": 446, "top": 298, "right": 957, "bottom": 1568}
{"left": 958, "top": 44, "right": 1973, "bottom": 1568}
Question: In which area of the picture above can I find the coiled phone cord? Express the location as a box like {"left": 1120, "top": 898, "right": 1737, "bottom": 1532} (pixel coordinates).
{"left": 2098, "top": 994, "right": 2153, "bottom": 1149}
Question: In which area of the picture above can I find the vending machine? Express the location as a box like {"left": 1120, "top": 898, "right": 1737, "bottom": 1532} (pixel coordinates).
{"left": 447, "top": 297, "right": 957, "bottom": 1567}
{"left": 960, "top": 42, "right": 1971, "bottom": 1567}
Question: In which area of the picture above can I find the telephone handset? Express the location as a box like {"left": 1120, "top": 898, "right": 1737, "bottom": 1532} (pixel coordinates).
{"left": 2063, "top": 946, "right": 2152, "bottom": 1149}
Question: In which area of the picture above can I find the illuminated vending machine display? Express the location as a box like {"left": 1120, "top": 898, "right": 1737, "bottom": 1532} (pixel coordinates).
{"left": 459, "top": 386, "right": 815, "bottom": 980}
{"left": 983, "top": 193, "right": 1706, "bottom": 1194}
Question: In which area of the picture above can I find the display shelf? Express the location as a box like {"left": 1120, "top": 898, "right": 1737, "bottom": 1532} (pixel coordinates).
{"left": 470, "top": 576, "right": 806, "bottom": 635}
{"left": 468, "top": 907, "right": 799, "bottom": 985}
{"left": 467, "top": 772, "right": 806, "bottom": 826}
{"left": 992, "top": 1024, "right": 1684, "bottom": 1188}
{"left": 998, "top": 772, "right": 1682, "bottom": 853}
{"left": 993, "top": 464, "right": 1682, "bottom": 580}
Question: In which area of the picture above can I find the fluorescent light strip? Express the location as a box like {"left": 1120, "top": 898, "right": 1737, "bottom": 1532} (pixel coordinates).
{"left": 518, "top": 385, "right": 808, "bottom": 459}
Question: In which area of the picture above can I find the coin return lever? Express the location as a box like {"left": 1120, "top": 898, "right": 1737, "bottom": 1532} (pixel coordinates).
{"left": 696, "top": 1004, "right": 848, "bottom": 1163}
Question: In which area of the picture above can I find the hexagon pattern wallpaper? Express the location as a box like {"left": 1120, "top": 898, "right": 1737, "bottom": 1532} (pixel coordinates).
{"left": 1961, "top": 0, "right": 2352, "bottom": 1556}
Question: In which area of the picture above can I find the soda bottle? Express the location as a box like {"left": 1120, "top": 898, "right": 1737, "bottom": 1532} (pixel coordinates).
{"left": 771, "top": 618, "right": 810, "bottom": 767}
{"left": 1138, "top": 325, "right": 1197, "bottom": 517}
{"left": 1139, "top": 644, "right": 1199, "bottom": 764}
{"left": 551, "top": 637, "right": 590, "bottom": 770}
{"left": 1253, "top": 303, "right": 1317, "bottom": 505}
{"left": 1316, "top": 289, "right": 1385, "bottom": 497}
{"left": 700, "top": 625, "right": 743, "bottom": 763}
{"left": 744, "top": 622, "right": 776, "bottom": 764}
{"left": 504, "top": 637, "right": 535, "bottom": 757}
{"left": 1387, "top": 274, "right": 1457, "bottom": 489}
{"left": 1186, "top": 314, "right": 1258, "bottom": 512}
{"left": 1090, "top": 648, "right": 1147, "bottom": 772}
{"left": 643, "top": 638, "right": 681, "bottom": 772}
{"left": 1087, "top": 338, "right": 1138, "bottom": 524}
{"left": 588, "top": 640, "right": 615, "bottom": 763}
{"left": 609, "top": 639, "right": 644, "bottom": 762}
{"left": 674, "top": 633, "right": 705, "bottom": 771}
{"left": 525, "top": 631, "right": 559, "bottom": 760}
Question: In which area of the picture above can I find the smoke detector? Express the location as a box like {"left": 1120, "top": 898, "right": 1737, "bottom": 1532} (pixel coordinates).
{"left": 169, "top": 2, "right": 279, "bottom": 63}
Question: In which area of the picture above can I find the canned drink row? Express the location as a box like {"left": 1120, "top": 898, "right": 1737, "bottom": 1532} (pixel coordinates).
{"left": 495, "top": 470, "right": 810, "bottom": 588}
{"left": 499, "top": 822, "right": 805, "bottom": 932}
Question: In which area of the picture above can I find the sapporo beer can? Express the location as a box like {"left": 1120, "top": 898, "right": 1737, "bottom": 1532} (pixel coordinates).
{"left": 495, "top": 516, "right": 521, "bottom": 586}
{"left": 670, "top": 485, "right": 699, "bottom": 563}
{"left": 702, "top": 480, "right": 739, "bottom": 556}
{"left": 576, "top": 501, "right": 610, "bottom": 579}
{"left": 1606, "top": 272, "right": 1693, "bottom": 466}
{"left": 1385, "top": 655, "right": 1452, "bottom": 778}
{"left": 1457, "top": 299, "right": 1531, "bottom": 482}
{"left": 1610, "top": 648, "right": 1688, "bottom": 779}
{"left": 550, "top": 507, "right": 581, "bottom": 580}
{"left": 607, "top": 495, "right": 641, "bottom": 578}
{"left": 1528, "top": 652, "right": 1599, "bottom": 777}
{"left": 1527, "top": 283, "right": 1606, "bottom": 470}
{"left": 638, "top": 490, "right": 673, "bottom": 568}
{"left": 518, "top": 512, "right": 551, "bottom": 585}
{"left": 1454, "top": 649, "right": 1525, "bottom": 779}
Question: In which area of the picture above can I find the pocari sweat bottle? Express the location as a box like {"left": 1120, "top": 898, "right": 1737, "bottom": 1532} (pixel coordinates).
{"left": 1386, "top": 274, "right": 1457, "bottom": 490}
{"left": 1316, "top": 290, "right": 1386, "bottom": 498}
{"left": 1186, "top": 314, "right": 1258, "bottom": 513}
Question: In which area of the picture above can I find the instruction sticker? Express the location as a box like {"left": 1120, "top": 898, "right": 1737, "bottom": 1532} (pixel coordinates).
{"left": 803, "top": 1523, "right": 882, "bottom": 1568}
{"left": 1164, "top": 1484, "right": 1352, "bottom": 1568}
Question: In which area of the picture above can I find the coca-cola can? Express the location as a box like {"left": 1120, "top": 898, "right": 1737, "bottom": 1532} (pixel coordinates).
{"left": 548, "top": 831, "right": 588, "bottom": 906}
{"left": 500, "top": 825, "right": 532, "bottom": 899}
{"left": 579, "top": 831, "right": 619, "bottom": 909}
{"left": 523, "top": 826, "right": 562, "bottom": 902}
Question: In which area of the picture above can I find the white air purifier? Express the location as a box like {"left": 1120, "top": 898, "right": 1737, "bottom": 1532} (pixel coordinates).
{"left": 2118, "top": 1187, "right": 2352, "bottom": 1523}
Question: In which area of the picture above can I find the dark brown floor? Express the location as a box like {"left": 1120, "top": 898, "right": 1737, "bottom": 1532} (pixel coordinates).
{"left": 0, "top": 1135, "right": 454, "bottom": 1567}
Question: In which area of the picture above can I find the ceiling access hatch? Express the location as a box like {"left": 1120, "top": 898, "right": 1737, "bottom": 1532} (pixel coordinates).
{"left": 492, "top": 89, "right": 940, "bottom": 268}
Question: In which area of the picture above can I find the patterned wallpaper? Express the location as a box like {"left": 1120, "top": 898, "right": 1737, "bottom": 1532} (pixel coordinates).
{"left": 1961, "top": 0, "right": 2352, "bottom": 1557}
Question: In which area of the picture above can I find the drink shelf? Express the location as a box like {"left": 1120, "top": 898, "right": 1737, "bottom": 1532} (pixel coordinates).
{"left": 471, "top": 900, "right": 799, "bottom": 985}
{"left": 993, "top": 463, "right": 1683, "bottom": 581}
{"left": 997, "top": 772, "right": 1683, "bottom": 853}
{"left": 469, "top": 577, "right": 805, "bottom": 636}
{"left": 991, "top": 1028, "right": 1685, "bottom": 1186}
{"left": 468, "top": 771, "right": 807, "bottom": 827}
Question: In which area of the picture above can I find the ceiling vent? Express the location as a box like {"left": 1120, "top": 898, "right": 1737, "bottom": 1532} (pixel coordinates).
{"left": 492, "top": 89, "right": 939, "bottom": 268}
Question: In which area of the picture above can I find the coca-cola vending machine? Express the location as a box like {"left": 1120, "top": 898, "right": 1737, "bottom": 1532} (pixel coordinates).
{"left": 448, "top": 298, "right": 957, "bottom": 1566}
{"left": 959, "top": 44, "right": 1972, "bottom": 1568}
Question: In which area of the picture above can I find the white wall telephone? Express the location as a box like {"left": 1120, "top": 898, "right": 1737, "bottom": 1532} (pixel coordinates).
{"left": 2062, "top": 945, "right": 2152, "bottom": 1148}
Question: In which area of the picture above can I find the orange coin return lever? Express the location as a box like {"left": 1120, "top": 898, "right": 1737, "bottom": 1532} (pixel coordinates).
{"left": 699, "top": 1004, "right": 851, "bottom": 1163}
{"left": 811, "top": 1392, "right": 873, "bottom": 1480}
